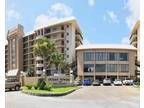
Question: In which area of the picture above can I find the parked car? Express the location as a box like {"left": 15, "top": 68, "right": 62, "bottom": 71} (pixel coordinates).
{"left": 73, "top": 80, "right": 82, "bottom": 86}
{"left": 114, "top": 79, "right": 122, "bottom": 86}
{"left": 123, "top": 78, "right": 134, "bottom": 85}
{"left": 5, "top": 78, "right": 21, "bottom": 91}
{"left": 103, "top": 78, "right": 111, "bottom": 85}
{"left": 92, "top": 80, "right": 100, "bottom": 86}
{"left": 83, "top": 79, "right": 93, "bottom": 86}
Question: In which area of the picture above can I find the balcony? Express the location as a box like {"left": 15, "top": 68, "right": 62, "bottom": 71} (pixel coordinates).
{"left": 36, "top": 63, "right": 44, "bottom": 67}
{"left": 75, "top": 41, "right": 82, "bottom": 47}
{"left": 130, "top": 34, "right": 137, "bottom": 42}
{"left": 35, "top": 56, "right": 43, "bottom": 61}
{"left": 131, "top": 41, "right": 137, "bottom": 47}
{"left": 36, "top": 70, "right": 43, "bottom": 75}
{"left": 44, "top": 29, "right": 65, "bottom": 36}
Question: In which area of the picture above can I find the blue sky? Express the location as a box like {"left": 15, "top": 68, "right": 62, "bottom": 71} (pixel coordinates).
{"left": 6, "top": 0, "right": 139, "bottom": 44}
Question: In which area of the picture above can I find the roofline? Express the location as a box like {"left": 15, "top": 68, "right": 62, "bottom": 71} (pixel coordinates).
{"left": 76, "top": 48, "right": 137, "bottom": 51}
{"left": 75, "top": 44, "right": 137, "bottom": 51}
{"left": 34, "top": 17, "right": 82, "bottom": 34}
{"left": 25, "top": 17, "right": 83, "bottom": 37}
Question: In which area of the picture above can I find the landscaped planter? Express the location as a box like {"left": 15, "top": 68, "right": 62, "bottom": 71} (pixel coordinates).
{"left": 22, "top": 87, "right": 81, "bottom": 97}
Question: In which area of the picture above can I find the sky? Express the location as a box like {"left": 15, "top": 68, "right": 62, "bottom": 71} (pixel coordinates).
{"left": 5, "top": 0, "right": 139, "bottom": 44}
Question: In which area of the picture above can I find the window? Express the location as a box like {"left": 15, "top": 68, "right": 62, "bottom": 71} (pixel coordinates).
{"left": 84, "top": 52, "right": 95, "bottom": 61}
{"left": 67, "top": 32, "right": 69, "bottom": 36}
{"left": 108, "top": 53, "right": 115, "bottom": 61}
{"left": 95, "top": 52, "right": 107, "bottom": 61}
{"left": 120, "top": 64, "right": 129, "bottom": 72}
{"left": 107, "top": 64, "right": 118, "bottom": 72}
{"left": 107, "top": 52, "right": 119, "bottom": 61}
{"left": 95, "top": 64, "right": 106, "bottom": 72}
{"left": 61, "top": 48, "right": 64, "bottom": 53}
{"left": 84, "top": 64, "right": 94, "bottom": 72}
{"left": 61, "top": 33, "right": 64, "bottom": 38}
{"left": 61, "top": 26, "right": 64, "bottom": 30}
{"left": 119, "top": 53, "right": 128, "bottom": 61}
{"left": 67, "top": 48, "right": 69, "bottom": 50}
{"left": 67, "top": 25, "right": 69, "bottom": 28}
{"left": 44, "top": 28, "right": 50, "bottom": 34}
{"left": 67, "top": 55, "right": 69, "bottom": 58}
{"left": 61, "top": 40, "right": 64, "bottom": 45}
{"left": 66, "top": 40, "right": 69, "bottom": 43}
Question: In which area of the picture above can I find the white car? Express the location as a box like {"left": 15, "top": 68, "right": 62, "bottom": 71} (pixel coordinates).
{"left": 123, "top": 79, "right": 134, "bottom": 85}
{"left": 114, "top": 79, "right": 122, "bottom": 86}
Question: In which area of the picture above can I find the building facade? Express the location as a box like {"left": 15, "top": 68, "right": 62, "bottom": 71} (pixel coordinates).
{"left": 76, "top": 44, "right": 137, "bottom": 81}
{"left": 5, "top": 17, "right": 83, "bottom": 76}
{"left": 129, "top": 21, "right": 140, "bottom": 79}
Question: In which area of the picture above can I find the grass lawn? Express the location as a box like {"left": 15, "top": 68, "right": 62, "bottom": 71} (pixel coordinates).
{"left": 22, "top": 86, "right": 80, "bottom": 94}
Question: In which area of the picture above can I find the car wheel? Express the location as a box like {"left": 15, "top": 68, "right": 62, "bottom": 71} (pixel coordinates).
{"left": 15, "top": 86, "right": 20, "bottom": 91}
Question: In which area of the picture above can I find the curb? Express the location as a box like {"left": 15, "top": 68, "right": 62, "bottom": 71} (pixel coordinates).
{"left": 21, "top": 87, "right": 81, "bottom": 97}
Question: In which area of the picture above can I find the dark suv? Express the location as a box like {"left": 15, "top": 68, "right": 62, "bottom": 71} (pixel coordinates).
{"left": 5, "top": 78, "right": 21, "bottom": 91}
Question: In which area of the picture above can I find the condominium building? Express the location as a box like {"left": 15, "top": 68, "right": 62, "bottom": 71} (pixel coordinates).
{"left": 5, "top": 17, "right": 83, "bottom": 77}
{"left": 129, "top": 20, "right": 140, "bottom": 79}
{"left": 76, "top": 44, "right": 137, "bottom": 81}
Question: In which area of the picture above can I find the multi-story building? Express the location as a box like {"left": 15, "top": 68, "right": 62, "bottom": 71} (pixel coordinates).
{"left": 5, "top": 17, "right": 83, "bottom": 77}
{"left": 129, "top": 20, "right": 140, "bottom": 79}
{"left": 76, "top": 44, "right": 137, "bottom": 81}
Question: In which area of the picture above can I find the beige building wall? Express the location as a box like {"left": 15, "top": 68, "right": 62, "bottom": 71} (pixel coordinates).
{"left": 76, "top": 48, "right": 136, "bottom": 80}
{"left": 5, "top": 17, "right": 83, "bottom": 76}
{"left": 129, "top": 21, "right": 140, "bottom": 79}
{"left": 6, "top": 24, "right": 24, "bottom": 76}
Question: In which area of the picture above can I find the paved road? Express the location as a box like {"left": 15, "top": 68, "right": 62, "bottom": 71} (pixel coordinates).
{"left": 6, "top": 86, "right": 139, "bottom": 108}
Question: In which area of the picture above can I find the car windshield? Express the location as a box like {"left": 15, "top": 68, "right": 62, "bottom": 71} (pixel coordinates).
{"left": 104, "top": 78, "right": 110, "bottom": 80}
{"left": 6, "top": 79, "right": 18, "bottom": 82}
{"left": 94, "top": 80, "right": 99, "bottom": 82}
{"left": 115, "top": 79, "right": 121, "bottom": 81}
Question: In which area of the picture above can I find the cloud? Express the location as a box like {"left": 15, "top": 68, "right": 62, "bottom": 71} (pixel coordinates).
{"left": 6, "top": 9, "right": 20, "bottom": 20}
{"left": 34, "top": 3, "right": 73, "bottom": 29}
{"left": 121, "top": 36, "right": 129, "bottom": 44}
{"left": 124, "top": 0, "right": 139, "bottom": 30}
{"left": 104, "top": 10, "right": 119, "bottom": 23}
{"left": 88, "top": 0, "right": 96, "bottom": 7}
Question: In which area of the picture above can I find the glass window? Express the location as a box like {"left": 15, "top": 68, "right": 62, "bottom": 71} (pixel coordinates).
{"left": 108, "top": 53, "right": 115, "bottom": 61}
{"left": 84, "top": 52, "right": 95, "bottom": 61}
{"left": 107, "top": 52, "right": 119, "bottom": 61}
{"left": 120, "top": 64, "right": 129, "bottom": 72}
{"left": 84, "top": 64, "right": 94, "bottom": 72}
{"left": 95, "top": 64, "right": 106, "bottom": 72}
{"left": 107, "top": 64, "right": 117, "bottom": 72}
{"left": 95, "top": 52, "right": 107, "bottom": 61}
{"left": 119, "top": 53, "right": 128, "bottom": 61}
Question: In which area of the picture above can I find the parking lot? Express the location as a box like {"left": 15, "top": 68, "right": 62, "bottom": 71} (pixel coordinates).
{"left": 6, "top": 86, "right": 139, "bottom": 108}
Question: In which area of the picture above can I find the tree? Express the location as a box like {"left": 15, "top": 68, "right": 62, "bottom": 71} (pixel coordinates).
{"left": 27, "top": 66, "right": 35, "bottom": 77}
{"left": 33, "top": 37, "right": 57, "bottom": 76}
{"left": 52, "top": 51, "right": 64, "bottom": 74}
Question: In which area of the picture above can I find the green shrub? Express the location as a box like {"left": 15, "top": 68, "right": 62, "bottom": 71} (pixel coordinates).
{"left": 26, "top": 85, "right": 32, "bottom": 90}
{"left": 45, "top": 82, "right": 52, "bottom": 91}
{"left": 36, "top": 78, "right": 52, "bottom": 91}
{"left": 37, "top": 78, "right": 46, "bottom": 90}
{"left": 34, "top": 85, "right": 38, "bottom": 89}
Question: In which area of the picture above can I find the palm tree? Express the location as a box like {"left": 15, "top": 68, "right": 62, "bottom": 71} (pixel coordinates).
{"left": 52, "top": 51, "right": 64, "bottom": 74}
{"left": 33, "top": 36, "right": 57, "bottom": 76}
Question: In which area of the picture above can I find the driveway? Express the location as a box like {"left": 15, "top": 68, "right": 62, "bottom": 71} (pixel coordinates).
{"left": 6, "top": 86, "right": 139, "bottom": 108}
